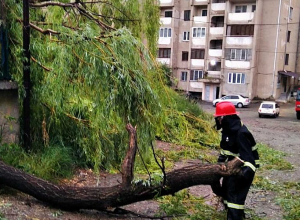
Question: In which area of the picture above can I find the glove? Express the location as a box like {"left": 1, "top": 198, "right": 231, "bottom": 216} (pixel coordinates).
{"left": 239, "top": 166, "right": 255, "bottom": 182}
{"left": 211, "top": 181, "right": 224, "bottom": 197}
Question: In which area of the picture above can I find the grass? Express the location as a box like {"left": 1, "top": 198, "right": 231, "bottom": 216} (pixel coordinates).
{"left": 256, "top": 143, "right": 293, "bottom": 171}
{"left": 0, "top": 143, "right": 75, "bottom": 182}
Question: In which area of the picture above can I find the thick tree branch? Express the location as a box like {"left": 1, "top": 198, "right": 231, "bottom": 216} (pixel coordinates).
{"left": 121, "top": 124, "right": 138, "bottom": 186}
{"left": 0, "top": 124, "right": 244, "bottom": 211}
{"left": 0, "top": 158, "right": 243, "bottom": 211}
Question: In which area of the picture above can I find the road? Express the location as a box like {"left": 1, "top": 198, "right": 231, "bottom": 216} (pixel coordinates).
{"left": 199, "top": 100, "right": 300, "bottom": 219}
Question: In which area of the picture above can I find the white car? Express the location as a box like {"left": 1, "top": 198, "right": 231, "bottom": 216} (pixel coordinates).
{"left": 212, "top": 95, "right": 251, "bottom": 108}
{"left": 258, "top": 101, "right": 280, "bottom": 118}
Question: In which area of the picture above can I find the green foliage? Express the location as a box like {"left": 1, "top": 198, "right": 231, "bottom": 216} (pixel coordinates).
{"left": 158, "top": 190, "right": 226, "bottom": 220}
{"left": 0, "top": 143, "right": 74, "bottom": 181}
{"left": 5, "top": 0, "right": 219, "bottom": 175}
{"left": 256, "top": 143, "right": 293, "bottom": 170}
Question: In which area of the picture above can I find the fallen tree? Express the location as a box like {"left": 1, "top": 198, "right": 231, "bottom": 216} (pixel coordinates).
{"left": 0, "top": 124, "right": 243, "bottom": 211}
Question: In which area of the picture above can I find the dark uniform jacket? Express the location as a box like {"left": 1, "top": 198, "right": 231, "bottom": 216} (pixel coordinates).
{"left": 217, "top": 115, "right": 260, "bottom": 179}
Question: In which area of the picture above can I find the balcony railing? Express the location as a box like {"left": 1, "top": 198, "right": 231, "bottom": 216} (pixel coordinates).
{"left": 194, "top": 16, "right": 207, "bottom": 24}
{"left": 191, "top": 59, "right": 205, "bottom": 67}
{"left": 210, "top": 27, "right": 224, "bottom": 35}
{"left": 209, "top": 49, "right": 222, "bottom": 57}
{"left": 228, "top": 12, "right": 254, "bottom": 23}
{"left": 193, "top": 0, "right": 208, "bottom": 5}
{"left": 211, "top": 3, "right": 226, "bottom": 12}
{"left": 160, "top": 17, "right": 172, "bottom": 25}
{"left": 192, "top": 38, "right": 206, "bottom": 47}
{"left": 226, "top": 36, "right": 253, "bottom": 46}
{"left": 158, "top": 37, "right": 171, "bottom": 45}
{"left": 156, "top": 58, "right": 171, "bottom": 65}
{"left": 225, "top": 60, "right": 250, "bottom": 69}
{"left": 159, "top": 0, "right": 173, "bottom": 6}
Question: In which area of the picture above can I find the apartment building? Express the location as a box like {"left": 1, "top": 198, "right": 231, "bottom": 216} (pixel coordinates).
{"left": 157, "top": 0, "right": 300, "bottom": 101}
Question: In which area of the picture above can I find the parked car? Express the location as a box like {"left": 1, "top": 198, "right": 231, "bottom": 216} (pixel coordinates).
{"left": 212, "top": 95, "right": 251, "bottom": 108}
{"left": 258, "top": 101, "right": 280, "bottom": 118}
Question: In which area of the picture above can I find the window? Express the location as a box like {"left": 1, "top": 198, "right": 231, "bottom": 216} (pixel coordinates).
{"left": 181, "top": 72, "right": 187, "bottom": 81}
{"left": 183, "top": 31, "right": 190, "bottom": 41}
{"left": 190, "top": 70, "right": 204, "bottom": 81}
{"left": 228, "top": 73, "right": 245, "bottom": 84}
{"left": 182, "top": 51, "right": 189, "bottom": 61}
{"left": 235, "top": 5, "right": 247, "bottom": 13}
{"left": 159, "top": 28, "right": 172, "bottom": 38}
{"left": 252, "top": 5, "right": 256, "bottom": 12}
{"left": 287, "top": 31, "right": 291, "bottom": 42}
{"left": 289, "top": 7, "right": 293, "bottom": 20}
{"left": 158, "top": 48, "right": 171, "bottom": 58}
{"left": 184, "top": 10, "right": 191, "bottom": 21}
{"left": 191, "top": 49, "right": 205, "bottom": 59}
{"left": 201, "top": 9, "right": 207, "bottom": 16}
{"left": 227, "top": 25, "right": 254, "bottom": 36}
{"left": 285, "top": 54, "right": 289, "bottom": 65}
{"left": 165, "top": 11, "right": 173, "bottom": 17}
{"left": 192, "top": 27, "right": 206, "bottom": 38}
{"left": 230, "top": 49, "right": 247, "bottom": 60}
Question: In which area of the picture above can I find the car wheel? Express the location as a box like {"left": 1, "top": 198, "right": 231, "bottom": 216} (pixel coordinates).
{"left": 297, "top": 112, "right": 300, "bottom": 120}
{"left": 258, "top": 114, "right": 262, "bottom": 118}
{"left": 237, "top": 103, "right": 243, "bottom": 108}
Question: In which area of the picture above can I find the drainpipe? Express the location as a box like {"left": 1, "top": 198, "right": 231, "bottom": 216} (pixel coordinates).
{"left": 272, "top": 0, "right": 282, "bottom": 98}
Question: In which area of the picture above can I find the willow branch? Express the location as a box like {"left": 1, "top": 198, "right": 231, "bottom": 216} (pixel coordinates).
{"left": 30, "top": 22, "right": 60, "bottom": 35}
{"left": 30, "top": 2, "right": 74, "bottom": 8}
{"left": 31, "top": 56, "right": 52, "bottom": 71}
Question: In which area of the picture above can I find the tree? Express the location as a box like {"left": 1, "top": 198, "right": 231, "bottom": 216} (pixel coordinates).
{"left": 5, "top": 0, "right": 220, "bottom": 172}
{"left": 0, "top": 123, "right": 243, "bottom": 211}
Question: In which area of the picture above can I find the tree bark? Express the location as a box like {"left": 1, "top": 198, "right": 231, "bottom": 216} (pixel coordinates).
{"left": 0, "top": 124, "right": 244, "bottom": 211}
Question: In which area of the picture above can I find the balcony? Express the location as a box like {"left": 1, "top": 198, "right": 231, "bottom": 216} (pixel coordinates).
{"left": 191, "top": 59, "right": 205, "bottom": 68}
{"left": 226, "top": 37, "right": 252, "bottom": 46}
{"left": 194, "top": 16, "right": 207, "bottom": 24}
{"left": 209, "top": 49, "right": 222, "bottom": 57}
{"left": 192, "top": 38, "right": 206, "bottom": 47}
{"left": 156, "top": 58, "right": 171, "bottom": 65}
{"left": 225, "top": 60, "right": 250, "bottom": 69}
{"left": 210, "top": 27, "right": 224, "bottom": 36}
{"left": 228, "top": 12, "right": 255, "bottom": 23}
{"left": 211, "top": 3, "right": 226, "bottom": 13}
{"left": 199, "top": 76, "right": 221, "bottom": 83}
{"left": 159, "top": 0, "right": 173, "bottom": 7}
{"left": 193, "top": 0, "right": 209, "bottom": 5}
{"left": 158, "top": 37, "right": 171, "bottom": 45}
{"left": 160, "top": 17, "right": 172, "bottom": 25}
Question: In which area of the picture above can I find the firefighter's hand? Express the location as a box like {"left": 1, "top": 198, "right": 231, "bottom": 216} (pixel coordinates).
{"left": 219, "top": 164, "right": 226, "bottom": 171}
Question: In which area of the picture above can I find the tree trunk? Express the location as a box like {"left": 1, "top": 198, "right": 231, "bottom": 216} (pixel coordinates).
{"left": 0, "top": 124, "right": 244, "bottom": 211}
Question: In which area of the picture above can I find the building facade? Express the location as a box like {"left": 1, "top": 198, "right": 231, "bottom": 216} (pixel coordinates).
{"left": 157, "top": 0, "right": 300, "bottom": 101}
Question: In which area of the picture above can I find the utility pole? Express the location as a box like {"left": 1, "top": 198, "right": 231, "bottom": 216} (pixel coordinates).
{"left": 23, "top": 0, "right": 31, "bottom": 150}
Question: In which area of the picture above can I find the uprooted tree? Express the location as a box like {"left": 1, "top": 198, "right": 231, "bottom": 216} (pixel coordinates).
{"left": 0, "top": 123, "right": 244, "bottom": 211}
{"left": 0, "top": 0, "right": 233, "bottom": 212}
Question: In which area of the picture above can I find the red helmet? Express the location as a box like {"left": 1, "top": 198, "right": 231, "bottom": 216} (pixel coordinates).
{"left": 214, "top": 101, "right": 239, "bottom": 117}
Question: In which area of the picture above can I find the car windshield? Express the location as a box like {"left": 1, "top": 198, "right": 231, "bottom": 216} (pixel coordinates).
{"left": 297, "top": 90, "right": 300, "bottom": 101}
{"left": 262, "top": 104, "right": 274, "bottom": 109}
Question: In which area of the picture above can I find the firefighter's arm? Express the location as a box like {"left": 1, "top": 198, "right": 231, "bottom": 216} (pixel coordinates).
{"left": 237, "top": 134, "right": 257, "bottom": 180}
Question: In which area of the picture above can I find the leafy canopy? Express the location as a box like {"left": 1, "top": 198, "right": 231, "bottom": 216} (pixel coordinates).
{"left": 5, "top": 0, "right": 219, "bottom": 173}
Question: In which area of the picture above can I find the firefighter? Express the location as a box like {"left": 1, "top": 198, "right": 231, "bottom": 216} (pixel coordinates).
{"left": 211, "top": 101, "right": 260, "bottom": 220}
